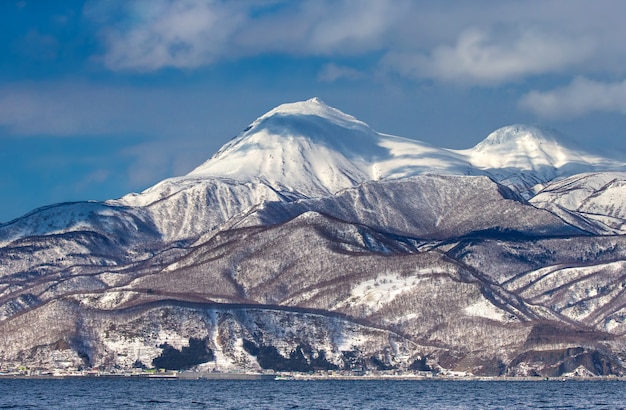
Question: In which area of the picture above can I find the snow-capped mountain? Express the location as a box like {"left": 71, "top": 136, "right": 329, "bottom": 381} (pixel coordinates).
{"left": 101, "top": 97, "right": 626, "bottom": 244}
{"left": 187, "top": 97, "right": 380, "bottom": 195}
{"left": 121, "top": 98, "right": 626, "bottom": 206}
{"left": 463, "top": 124, "right": 625, "bottom": 197}
{"left": 469, "top": 124, "right": 602, "bottom": 170}
{"left": 2, "top": 98, "right": 626, "bottom": 377}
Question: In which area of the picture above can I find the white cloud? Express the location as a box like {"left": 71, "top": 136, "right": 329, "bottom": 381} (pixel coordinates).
{"left": 298, "top": 0, "right": 406, "bottom": 54}
{"left": 75, "top": 0, "right": 626, "bottom": 87}
{"left": 86, "top": 0, "right": 626, "bottom": 87}
{"left": 97, "top": 0, "right": 245, "bottom": 71}
{"left": 519, "top": 77, "right": 626, "bottom": 118}
{"left": 90, "top": 0, "right": 407, "bottom": 71}
{"left": 382, "top": 27, "right": 593, "bottom": 86}
{"left": 317, "top": 63, "right": 363, "bottom": 82}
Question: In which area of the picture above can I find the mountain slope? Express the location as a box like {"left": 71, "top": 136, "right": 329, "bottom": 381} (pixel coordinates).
{"left": 6, "top": 98, "right": 622, "bottom": 245}
{"left": 236, "top": 175, "right": 585, "bottom": 239}
{"left": 2, "top": 98, "right": 626, "bottom": 377}
{"left": 531, "top": 172, "right": 626, "bottom": 234}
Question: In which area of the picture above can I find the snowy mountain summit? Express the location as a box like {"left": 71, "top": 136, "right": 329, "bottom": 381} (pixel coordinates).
{"left": 140, "top": 98, "right": 626, "bottom": 201}
{"left": 468, "top": 124, "right": 616, "bottom": 171}
{"left": 186, "top": 97, "right": 381, "bottom": 196}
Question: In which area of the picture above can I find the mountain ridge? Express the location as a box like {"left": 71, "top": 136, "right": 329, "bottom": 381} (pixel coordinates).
{"left": 3, "top": 98, "right": 623, "bottom": 227}
{"left": 124, "top": 98, "right": 626, "bottom": 205}
{"left": 2, "top": 98, "right": 626, "bottom": 377}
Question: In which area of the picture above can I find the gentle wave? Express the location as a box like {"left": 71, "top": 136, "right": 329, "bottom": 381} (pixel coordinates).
{"left": 0, "top": 379, "right": 625, "bottom": 409}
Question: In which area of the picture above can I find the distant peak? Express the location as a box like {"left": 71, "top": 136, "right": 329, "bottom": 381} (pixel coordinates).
{"left": 466, "top": 123, "right": 606, "bottom": 173}
{"left": 474, "top": 124, "right": 563, "bottom": 150}
{"left": 266, "top": 97, "right": 337, "bottom": 115}
{"left": 253, "top": 98, "right": 369, "bottom": 131}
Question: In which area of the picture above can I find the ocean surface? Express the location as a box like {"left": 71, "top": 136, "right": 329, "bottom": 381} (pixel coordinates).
{"left": 0, "top": 378, "right": 624, "bottom": 409}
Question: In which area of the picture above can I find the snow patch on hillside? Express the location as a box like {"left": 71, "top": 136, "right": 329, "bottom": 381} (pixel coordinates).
{"left": 340, "top": 271, "right": 436, "bottom": 312}
{"left": 464, "top": 299, "right": 510, "bottom": 322}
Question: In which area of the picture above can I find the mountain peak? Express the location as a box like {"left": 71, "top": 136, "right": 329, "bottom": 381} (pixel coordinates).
{"left": 257, "top": 97, "right": 368, "bottom": 131}
{"left": 467, "top": 124, "right": 593, "bottom": 171}
{"left": 268, "top": 97, "right": 331, "bottom": 114}
{"left": 130, "top": 99, "right": 626, "bottom": 206}
{"left": 474, "top": 124, "right": 562, "bottom": 150}
{"left": 185, "top": 99, "right": 384, "bottom": 195}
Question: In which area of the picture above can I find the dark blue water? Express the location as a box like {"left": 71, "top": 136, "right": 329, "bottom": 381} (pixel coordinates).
{"left": 0, "top": 378, "right": 624, "bottom": 409}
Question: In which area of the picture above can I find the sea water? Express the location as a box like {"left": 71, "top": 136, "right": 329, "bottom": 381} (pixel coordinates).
{"left": 0, "top": 378, "right": 624, "bottom": 409}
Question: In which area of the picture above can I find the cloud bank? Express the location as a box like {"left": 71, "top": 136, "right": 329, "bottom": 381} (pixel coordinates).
{"left": 88, "top": 1, "right": 626, "bottom": 80}
{"left": 382, "top": 28, "right": 593, "bottom": 86}
{"left": 91, "top": 0, "right": 406, "bottom": 71}
{"left": 520, "top": 77, "right": 626, "bottom": 118}
{"left": 95, "top": 0, "right": 245, "bottom": 71}
{"left": 6, "top": 0, "right": 626, "bottom": 133}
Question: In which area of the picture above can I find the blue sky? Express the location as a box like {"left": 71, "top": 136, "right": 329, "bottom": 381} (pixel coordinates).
{"left": 2, "top": 0, "right": 626, "bottom": 222}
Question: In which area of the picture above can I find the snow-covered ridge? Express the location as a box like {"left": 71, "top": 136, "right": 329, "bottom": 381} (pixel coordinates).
{"left": 4, "top": 98, "right": 625, "bottom": 245}
{"left": 123, "top": 98, "right": 625, "bottom": 206}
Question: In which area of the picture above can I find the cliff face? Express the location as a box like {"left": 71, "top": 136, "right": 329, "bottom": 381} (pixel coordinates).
{"left": 2, "top": 99, "right": 626, "bottom": 376}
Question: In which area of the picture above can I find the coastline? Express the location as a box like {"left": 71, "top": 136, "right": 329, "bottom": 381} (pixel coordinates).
{"left": 1, "top": 371, "right": 625, "bottom": 382}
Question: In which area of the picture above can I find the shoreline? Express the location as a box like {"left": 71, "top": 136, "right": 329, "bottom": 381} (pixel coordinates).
{"left": 1, "top": 371, "right": 625, "bottom": 381}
